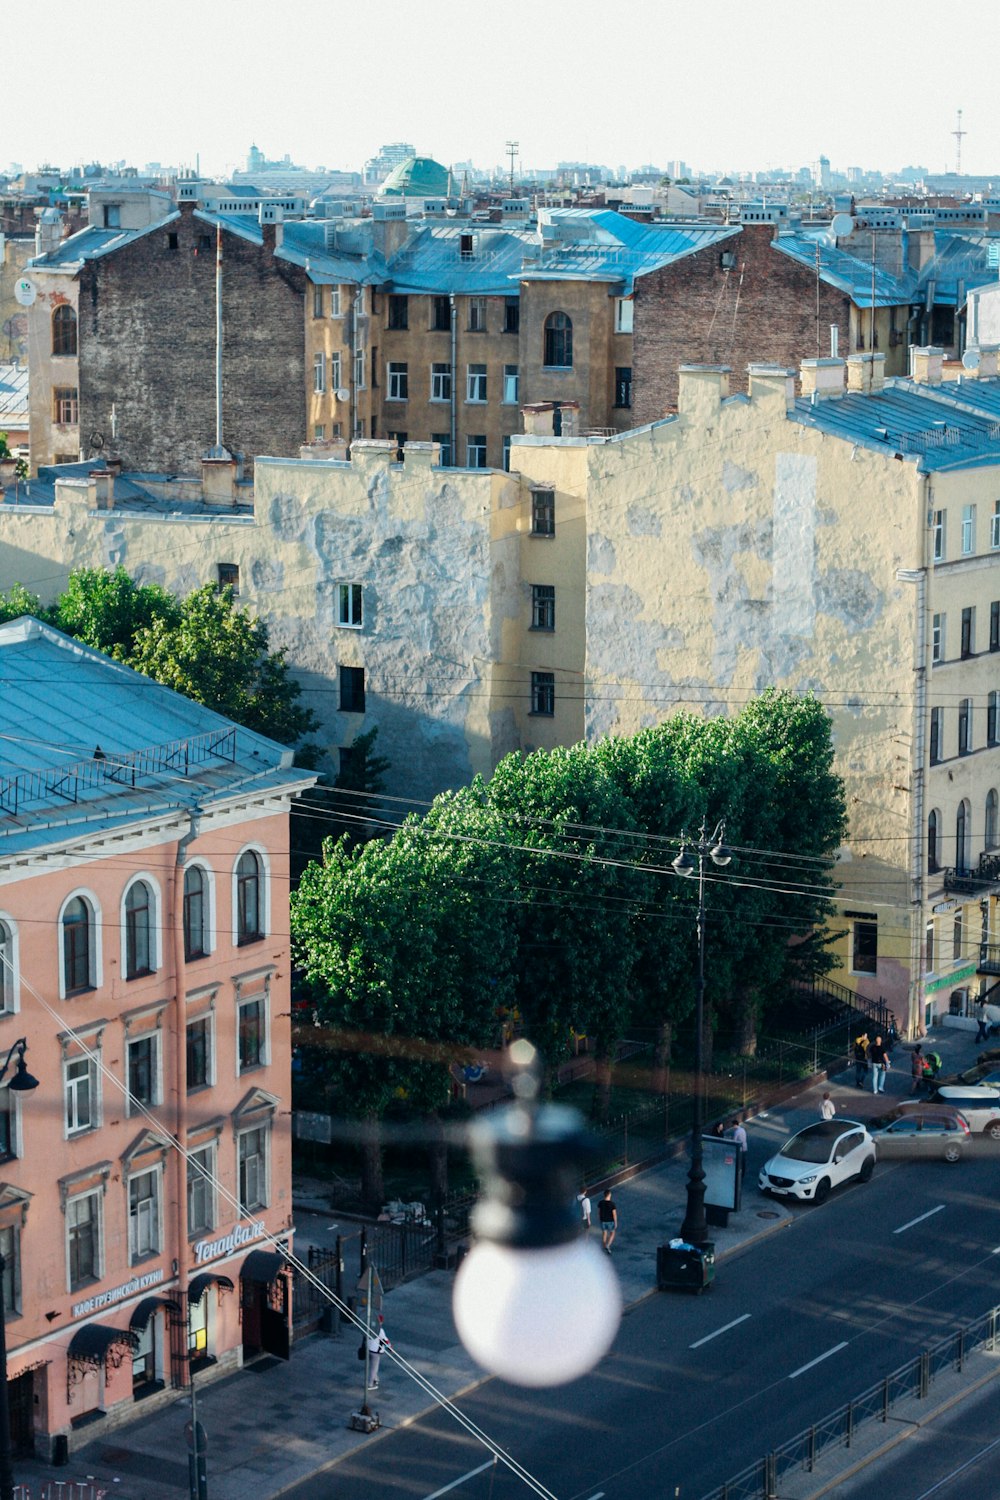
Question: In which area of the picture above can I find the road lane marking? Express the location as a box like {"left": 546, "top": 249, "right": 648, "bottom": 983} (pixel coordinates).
{"left": 690, "top": 1314, "right": 752, "bottom": 1348}
{"left": 788, "top": 1341, "right": 848, "bottom": 1379}
{"left": 912, "top": 1433, "right": 1000, "bottom": 1498}
{"left": 422, "top": 1459, "right": 495, "bottom": 1499}
{"left": 893, "top": 1204, "right": 946, "bottom": 1235}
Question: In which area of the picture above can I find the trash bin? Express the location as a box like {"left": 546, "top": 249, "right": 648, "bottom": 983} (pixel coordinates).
{"left": 657, "top": 1241, "right": 715, "bottom": 1293}
{"left": 53, "top": 1434, "right": 69, "bottom": 1466}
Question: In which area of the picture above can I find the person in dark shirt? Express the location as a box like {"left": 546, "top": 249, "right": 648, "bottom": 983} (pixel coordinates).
{"left": 869, "top": 1035, "right": 890, "bottom": 1095}
{"left": 598, "top": 1189, "right": 618, "bottom": 1254}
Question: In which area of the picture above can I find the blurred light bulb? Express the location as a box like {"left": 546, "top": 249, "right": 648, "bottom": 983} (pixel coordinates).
{"left": 453, "top": 1236, "right": 621, "bottom": 1387}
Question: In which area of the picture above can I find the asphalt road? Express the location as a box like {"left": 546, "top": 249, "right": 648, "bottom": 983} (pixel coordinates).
{"left": 285, "top": 1148, "right": 1000, "bottom": 1500}
{"left": 834, "top": 1377, "right": 1000, "bottom": 1500}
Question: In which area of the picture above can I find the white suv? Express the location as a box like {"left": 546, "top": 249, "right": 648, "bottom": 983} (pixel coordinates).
{"left": 922, "top": 1086, "right": 1000, "bottom": 1139}
{"left": 759, "top": 1120, "right": 875, "bottom": 1204}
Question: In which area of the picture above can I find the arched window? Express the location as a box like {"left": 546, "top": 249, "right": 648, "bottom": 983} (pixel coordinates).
{"left": 0, "top": 920, "right": 13, "bottom": 1016}
{"left": 184, "top": 865, "right": 207, "bottom": 961}
{"left": 236, "top": 851, "right": 263, "bottom": 945}
{"left": 928, "top": 809, "right": 940, "bottom": 872}
{"left": 543, "top": 311, "right": 573, "bottom": 368}
{"left": 63, "top": 896, "right": 92, "bottom": 993}
{"left": 956, "top": 799, "right": 971, "bottom": 874}
{"left": 52, "top": 304, "right": 77, "bottom": 357}
{"left": 125, "top": 881, "right": 153, "bottom": 979}
{"left": 987, "top": 790, "right": 999, "bottom": 850}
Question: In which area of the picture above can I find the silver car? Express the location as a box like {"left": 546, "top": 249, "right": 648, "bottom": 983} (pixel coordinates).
{"left": 869, "top": 1107, "right": 970, "bottom": 1163}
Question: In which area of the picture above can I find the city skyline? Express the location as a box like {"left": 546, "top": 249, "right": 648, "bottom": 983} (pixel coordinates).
{"left": 7, "top": 0, "right": 999, "bottom": 183}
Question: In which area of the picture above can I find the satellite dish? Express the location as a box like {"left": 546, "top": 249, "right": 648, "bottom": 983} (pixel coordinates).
{"left": 13, "top": 278, "right": 36, "bottom": 307}
{"left": 962, "top": 348, "right": 982, "bottom": 371}
{"left": 89, "top": 431, "right": 105, "bottom": 451}
{"left": 335, "top": 387, "right": 350, "bottom": 403}
{"left": 830, "top": 213, "right": 854, "bottom": 239}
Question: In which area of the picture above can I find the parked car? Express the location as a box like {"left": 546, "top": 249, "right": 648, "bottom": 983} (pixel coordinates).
{"left": 950, "top": 1062, "right": 1000, "bottom": 1087}
{"left": 869, "top": 1106, "right": 970, "bottom": 1162}
{"left": 922, "top": 1085, "right": 1000, "bottom": 1139}
{"left": 759, "top": 1120, "right": 875, "bottom": 1204}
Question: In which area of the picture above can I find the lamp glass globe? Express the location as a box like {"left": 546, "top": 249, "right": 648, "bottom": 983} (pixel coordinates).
{"left": 453, "top": 1238, "right": 622, "bottom": 1388}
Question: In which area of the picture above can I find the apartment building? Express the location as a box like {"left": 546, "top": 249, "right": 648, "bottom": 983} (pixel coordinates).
{"left": 0, "top": 618, "right": 312, "bottom": 1458}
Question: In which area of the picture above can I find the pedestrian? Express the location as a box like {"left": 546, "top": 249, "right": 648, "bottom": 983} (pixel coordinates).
{"left": 710, "top": 1121, "right": 726, "bottom": 1138}
{"left": 910, "top": 1045, "right": 925, "bottom": 1095}
{"left": 728, "top": 1115, "right": 748, "bottom": 1176}
{"left": 577, "top": 1189, "right": 592, "bottom": 1233}
{"left": 366, "top": 1314, "right": 391, "bottom": 1390}
{"left": 598, "top": 1189, "right": 618, "bottom": 1254}
{"left": 976, "top": 999, "right": 989, "bottom": 1044}
{"left": 819, "top": 1091, "right": 836, "bottom": 1121}
{"left": 869, "top": 1034, "right": 890, "bottom": 1095}
{"left": 853, "top": 1033, "right": 870, "bottom": 1088}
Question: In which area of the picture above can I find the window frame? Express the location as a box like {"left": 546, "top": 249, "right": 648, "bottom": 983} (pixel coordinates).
{"left": 0, "top": 917, "right": 19, "bottom": 1017}
{"left": 330, "top": 286, "right": 342, "bottom": 318}
{"left": 930, "top": 706, "right": 943, "bottom": 764}
{"left": 234, "top": 848, "right": 267, "bottom": 947}
{"left": 466, "top": 364, "right": 488, "bottom": 404}
{"left": 339, "top": 664, "right": 366, "bottom": 714}
{"left": 431, "top": 296, "right": 452, "bottom": 332}
{"left": 238, "top": 1124, "right": 270, "bottom": 1213}
{"left": 60, "top": 891, "right": 100, "bottom": 998}
{"left": 531, "top": 488, "right": 555, "bottom": 537}
{"left": 933, "top": 509, "right": 945, "bottom": 561}
{"left": 961, "top": 606, "right": 975, "bottom": 659}
{"left": 466, "top": 434, "right": 487, "bottom": 469}
{"left": 66, "top": 1188, "right": 102, "bottom": 1292}
{"left": 614, "top": 297, "right": 634, "bottom": 334}
{"left": 530, "top": 670, "right": 555, "bottom": 717}
{"left": 958, "top": 697, "right": 972, "bottom": 755}
{"left": 531, "top": 584, "right": 555, "bottom": 631}
{"left": 187, "top": 1143, "right": 217, "bottom": 1238}
{"left": 386, "top": 361, "right": 409, "bottom": 402}
{"left": 313, "top": 353, "right": 326, "bottom": 394}
{"left": 186, "top": 1012, "right": 215, "bottom": 1092}
{"left": 992, "top": 500, "right": 1000, "bottom": 550}
{"left": 338, "top": 583, "right": 363, "bottom": 629}
{"left": 962, "top": 503, "right": 976, "bottom": 556}
{"left": 851, "top": 919, "right": 878, "bottom": 976}
{"left": 543, "top": 311, "right": 573, "bottom": 369}
{"left": 64, "top": 1052, "right": 100, "bottom": 1137}
{"left": 431, "top": 362, "right": 452, "bottom": 403}
{"left": 990, "top": 692, "right": 1000, "bottom": 747}
{"left": 987, "top": 789, "right": 999, "bottom": 851}
{"left": 51, "top": 304, "right": 78, "bottom": 357}
{"left": 502, "top": 365, "right": 519, "bottom": 406}
{"left": 237, "top": 993, "right": 268, "bottom": 1074}
{"left": 468, "top": 296, "right": 487, "bottom": 333}
{"left": 0, "top": 1223, "right": 21, "bottom": 1317}
{"left": 128, "top": 1165, "right": 163, "bottom": 1264}
{"left": 123, "top": 877, "right": 158, "bottom": 981}
{"left": 503, "top": 298, "right": 520, "bottom": 334}
{"left": 127, "top": 1032, "right": 160, "bottom": 1114}
{"left": 387, "top": 295, "right": 409, "bottom": 331}
{"left": 312, "top": 287, "right": 324, "bottom": 319}
{"left": 928, "top": 808, "right": 940, "bottom": 873}
{"left": 932, "top": 612, "right": 945, "bottom": 664}
{"left": 614, "top": 366, "right": 633, "bottom": 409}
{"left": 53, "top": 386, "right": 79, "bottom": 425}
{"left": 183, "top": 863, "right": 213, "bottom": 961}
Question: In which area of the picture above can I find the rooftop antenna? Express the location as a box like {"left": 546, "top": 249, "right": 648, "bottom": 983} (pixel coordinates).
{"left": 953, "top": 108, "right": 966, "bottom": 175}
{"left": 505, "top": 140, "right": 519, "bottom": 198}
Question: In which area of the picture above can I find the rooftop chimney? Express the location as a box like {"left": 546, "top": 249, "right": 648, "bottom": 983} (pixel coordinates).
{"left": 911, "top": 346, "right": 943, "bottom": 386}
{"left": 846, "top": 353, "right": 886, "bottom": 395}
{"left": 201, "top": 453, "right": 239, "bottom": 506}
{"left": 676, "top": 365, "right": 730, "bottom": 417}
{"left": 747, "top": 363, "right": 795, "bottom": 411}
{"left": 89, "top": 469, "right": 114, "bottom": 508}
{"left": 976, "top": 345, "right": 1000, "bottom": 378}
{"left": 800, "top": 357, "right": 846, "bottom": 399}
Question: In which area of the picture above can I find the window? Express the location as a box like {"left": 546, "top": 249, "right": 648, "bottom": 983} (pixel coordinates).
{"left": 933, "top": 509, "right": 945, "bottom": 561}
{"left": 530, "top": 671, "right": 555, "bottom": 717}
{"left": 932, "top": 613, "right": 945, "bottom": 663}
{"left": 0, "top": 921, "right": 15, "bottom": 1016}
{"left": 124, "top": 880, "right": 154, "bottom": 979}
{"left": 197, "top": 234, "right": 212, "bottom": 252}
{"left": 103, "top": 204, "right": 121, "bottom": 229}
{"left": 183, "top": 866, "right": 208, "bottom": 960}
{"left": 957, "top": 799, "right": 971, "bottom": 872}
{"left": 236, "top": 850, "right": 263, "bottom": 945}
{"left": 544, "top": 312, "right": 573, "bottom": 368}
{"left": 466, "top": 434, "right": 487, "bottom": 468}
{"left": 65, "top": 1055, "right": 97, "bottom": 1134}
{"left": 0, "top": 1086, "right": 16, "bottom": 1164}
{"left": 468, "top": 297, "right": 487, "bottom": 332}
{"left": 129, "top": 1169, "right": 161, "bottom": 1262}
{"left": 52, "top": 304, "right": 77, "bottom": 356}
{"left": 168, "top": 233, "right": 179, "bottom": 251}
{"left": 187, "top": 1015, "right": 212, "bottom": 1091}
{"left": 992, "top": 603, "right": 1000, "bottom": 652}
{"left": 238, "top": 1126, "right": 268, "bottom": 1212}
{"left": 314, "top": 424, "right": 325, "bottom": 441}
{"left": 962, "top": 504, "right": 976, "bottom": 555}
{"left": 238, "top": 996, "right": 266, "bottom": 1072}
{"left": 313, "top": 353, "right": 326, "bottom": 394}
{"left": 339, "top": 665, "right": 366, "bottom": 713}
{"left": 127, "top": 1034, "right": 158, "bottom": 1111}
{"left": 958, "top": 698, "right": 972, "bottom": 755}
{"left": 431, "top": 296, "right": 451, "bottom": 332}
{"left": 432, "top": 432, "right": 452, "bottom": 467}
{"left": 215, "top": 562, "right": 239, "bottom": 596}
{"left": 431, "top": 363, "right": 452, "bottom": 402}
{"left": 928, "top": 808, "right": 940, "bottom": 873}
{"left": 312, "top": 287, "right": 324, "bottom": 318}
{"left": 338, "top": 583, "right": 363, "bottom": 628}
{"left": 387, "top": 362, "right": 408, "bottom": 401}
{"left": 930, "top": 706, "right": 943, "bottom": 763}
{"left": 329, "top": 351, "right": 342, "bottom": 391}
{"left": 0, "top": 1225, "right": 20, "bottom": 1316}
{"left": 388, "top": 295, "right": 408, "bottom": 330}
{"left": 330, "top": 286, "right": 342, "bottom": 317}
{"left": 189, "top": 1292, "right": 210, "bottom": 1362}
{"left": 53, "top": 387, "right": 79, "bottom": 425}
{"left": 467, "top": 364, "right": 488, "bottom": 403}
{"left": 961, "top": 607, "right": 975, "bottom": 658}
{"left": 615, "top": 297, "right": 634, "bottom": 333}
{"left": 992, "top": 501, "right": 1000, "bottom": 550}
{"left": 926, "top": 919, "right": 935, "bottom": 973}
{"left": 531, "top": 584, "right": 555, "bottom": 631}
{"left": 615, "top": 367, "right": 633, "bottom": 409}
{"left": 953, "top": 910, "right": 963, "bottom": 961}
{"left": 63, "top": 895, "right": 93, "bottom": 994}
{"left": 67, "top": 1192, "right": 101, "bottom": 1290}
{"left": 987, "top": 790, "right": 999, "bottom": 850}
{"left": 504, "top": 298, "right": 520, "bottom": 334}
{"left": 852, "top": 919, "right": 878, "bottom": 975}
{"left": 531, "top": 488, "right": 555, "bottom": 536}
{"left": 990, "top": 693, "right": 1000, "bottom": 747}
{"left": 503, "top": 435, "right": 511, "bottom": 472}
{"left": 354, "top": 349, "right": 365, "bottom": 389}
{"left": 187, "top": 1145, "right": 216, "bottom": 1238}
{"left": 503, "top": 365, "right": 519, "bottom": 405}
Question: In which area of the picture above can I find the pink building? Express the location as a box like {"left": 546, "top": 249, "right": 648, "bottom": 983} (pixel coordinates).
{"left": 0, "top": 617, "right": 313, "bottom": 1459}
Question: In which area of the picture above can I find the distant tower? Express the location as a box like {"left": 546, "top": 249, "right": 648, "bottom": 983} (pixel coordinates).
{"left": 953, "top": 109, "right": 966, "bottom": 175}
{"left": 505, "top": 139, "right": 519, "bottom": 197}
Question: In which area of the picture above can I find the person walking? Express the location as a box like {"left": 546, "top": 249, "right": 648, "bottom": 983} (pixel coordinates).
{"left": 853, "top": 1033, "right": 870, "bottom": 1088}
{"left": 869, "top": 1034, "right": 890, "bottom": 1095}
{"left": 910, "top": 1045, "right": 926, "bottom": 1095}
{"left": 728, "top": 1115, "right": 748, "bottom": 1177}
{"left": 577, "top": 1189, "right": 592, "bottom": 1233}
{"left": 976, "top": 999, "right": 990, "bottom": 1044}
{"left": 598, "top": 1189, "right": 618, "bottom": 1254}
{"left": 819, "top": 1091, "right": 836, "bottom": 1121}
{"left": 366, "top": 1314, "right": 391, "bottom": 1390}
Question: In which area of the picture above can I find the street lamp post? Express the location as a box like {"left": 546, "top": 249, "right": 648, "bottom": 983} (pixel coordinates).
{"left": 0, "top": 1039, "right": 39, "bottom": 1500}
{"left": 673, "top": 821, "right": 731, "bottom": 1248}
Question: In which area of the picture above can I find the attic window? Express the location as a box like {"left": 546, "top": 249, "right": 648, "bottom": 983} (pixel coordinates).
{"left": 168, "top": 233, "right": 179, "bottom": 251}
{"left": 217, "top": 563, "right": 240, "bottom": 596}
{"left": 460, "top": 233, "right": 475, "bottom": 260}
{"left": 719, "top": 251, "right": 737, "bottom": 270}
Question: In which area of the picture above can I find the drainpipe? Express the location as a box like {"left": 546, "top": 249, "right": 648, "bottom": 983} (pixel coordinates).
{"left": 172, "top": 808, "right": 201, "bottom": 1387}
{"left": 449, "top": 293, "right": 457, "bottom": 467}
{"left": 900, "top": 481, "right": 932, "bottom": 1039}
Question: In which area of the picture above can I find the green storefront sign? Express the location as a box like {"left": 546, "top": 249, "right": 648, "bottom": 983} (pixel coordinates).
{"left": 925, "top": 964, "right": 976, "bottom": 995}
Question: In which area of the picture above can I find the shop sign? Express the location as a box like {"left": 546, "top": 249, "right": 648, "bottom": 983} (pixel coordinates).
{"left": 192, "top": 1218, "right": 266, "bottom": 1265}
{"left": 72, "top": 1266, "right": 164, "bottom": 1319}
{"left": 925, "top": 964, "right": 976, "bottom": 994}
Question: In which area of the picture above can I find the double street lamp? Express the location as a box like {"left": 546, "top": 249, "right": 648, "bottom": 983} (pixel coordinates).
{"left": 672, "top": 821, "right": 731, "bottom": 1248}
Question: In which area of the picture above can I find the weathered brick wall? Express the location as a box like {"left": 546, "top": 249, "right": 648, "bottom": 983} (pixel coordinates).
{"left": 632, "top": 224, "right": 853, "bottom": 424}
{"left": 78, "top": 203, "right": 306, "bottom": 471}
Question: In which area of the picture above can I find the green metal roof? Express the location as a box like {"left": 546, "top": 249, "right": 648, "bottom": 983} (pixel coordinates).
{"left": 380, "top": 156, "right": 452, "bottom": 198}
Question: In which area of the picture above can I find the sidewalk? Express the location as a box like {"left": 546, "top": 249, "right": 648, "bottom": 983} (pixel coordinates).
{"left": 16, "top": 1024, "right": 983, "bottom": 1500}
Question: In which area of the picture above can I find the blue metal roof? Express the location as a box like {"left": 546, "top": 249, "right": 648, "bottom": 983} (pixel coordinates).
{"left": 0, "top": 364, "right": 28, "bottom": 424}
{"left": 788, "top": 377, "right": 1000, "bottom": 472}
{"left": 28, "top": 215, "right": 180, "bottom": 270}
{"left": 385, "top": 225, "right": 534, "bottom": 296}
{"left": 772, "top": 232, "right": 916, "bottom": 307}
{"left": 521, "top": 211, "right": 739, "bottom": 293}
{"left": 914, "top": 231, "right": 1000, "bottom": 305}
{"left": 278, "top": 220, "right": 386, "bottom": 286}
{"left": 0, "top": 618, "right": 312, "bottom": 854}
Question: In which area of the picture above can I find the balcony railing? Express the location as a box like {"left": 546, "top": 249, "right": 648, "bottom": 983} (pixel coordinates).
{"left": 943, "top": 851, "right": 1000, "bottom": 896}
{"left": 980, "top": 943, "right": 1000, "bottom": 975}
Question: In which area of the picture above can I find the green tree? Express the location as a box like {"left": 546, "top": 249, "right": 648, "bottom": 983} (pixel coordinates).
{"left": 0, "top": 583, "right": 44, "bottom": 625}
{"left": 51, "top": 566, "right": 179, "bottom": 660}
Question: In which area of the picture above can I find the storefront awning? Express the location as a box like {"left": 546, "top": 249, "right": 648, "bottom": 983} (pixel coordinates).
{"left": 240, "top": 1249, "right": 286, "bottom": 1285}
{"left": 187, "top": 1272, "right": 234, "bottom": 1305}
{"left": 129, "top": 1296, "right": 181, "bottom": 1332}
{"left": 67, "top": 1323, "right": 139, "bottom": 1367}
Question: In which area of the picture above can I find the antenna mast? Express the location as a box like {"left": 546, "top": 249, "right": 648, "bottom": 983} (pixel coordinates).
{"left": 953, "top": 108, "right": 966, "bottom": 175}
{"left": 505, "top": 140, "right": 519, "bottom": 198}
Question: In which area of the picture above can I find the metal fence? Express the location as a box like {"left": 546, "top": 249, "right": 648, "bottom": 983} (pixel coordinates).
{"left": 699, "top": 1304, "right": 1000, "bottom": 1500}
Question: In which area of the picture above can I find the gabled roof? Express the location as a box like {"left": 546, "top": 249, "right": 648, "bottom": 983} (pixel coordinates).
{"left": 28, "top": 213, "right": 180, "bottom": 271}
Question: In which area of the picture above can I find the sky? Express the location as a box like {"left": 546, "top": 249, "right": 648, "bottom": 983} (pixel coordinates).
{"left": 9, "top": 0, "right": 1000, "bottom": 181}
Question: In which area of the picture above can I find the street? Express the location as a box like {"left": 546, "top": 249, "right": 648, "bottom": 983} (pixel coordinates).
{"left": 284, "top": 1142, "right": 1000, "bottom": 1500}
